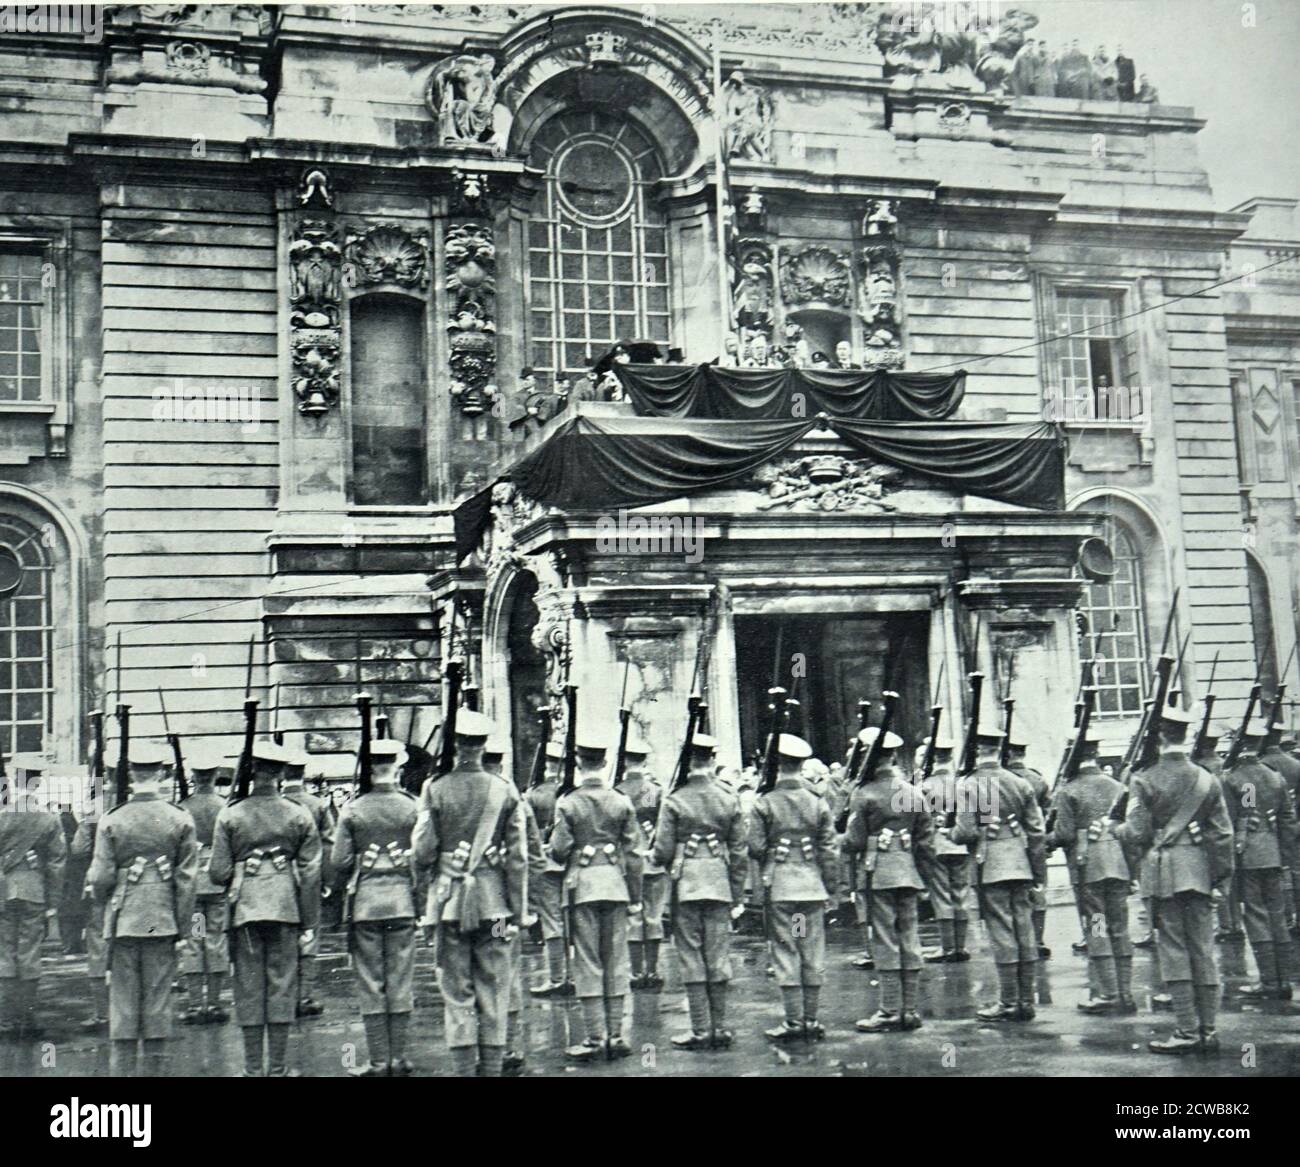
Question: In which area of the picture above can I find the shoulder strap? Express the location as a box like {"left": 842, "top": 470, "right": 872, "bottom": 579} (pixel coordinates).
{"left": 467, "top": 779, "right": 509, "bottom": 871}
{"left": 1154, "top": 766, "right": 1214, "bottom": 848}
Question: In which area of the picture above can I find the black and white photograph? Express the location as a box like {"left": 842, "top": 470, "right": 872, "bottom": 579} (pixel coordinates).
{"left": 1, "top": 0, "right": 1298, "bottom": 1134}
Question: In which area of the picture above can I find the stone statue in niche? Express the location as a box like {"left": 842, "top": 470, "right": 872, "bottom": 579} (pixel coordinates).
{"left": 429, "top": 53, "right": 511, "bottom": 152}
{"left": 722, "top": 71, "right": 774, "bottom": 162}
{"left": 732, "top": 242, "right": 774, "bottom": 331}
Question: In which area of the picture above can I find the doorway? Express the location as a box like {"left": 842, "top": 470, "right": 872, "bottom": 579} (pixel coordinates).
{"left": 733, "top": 612, "right": 930, "bottom": 769}
{"left": 505, "top": 572, "right": 548, "bottom": 789}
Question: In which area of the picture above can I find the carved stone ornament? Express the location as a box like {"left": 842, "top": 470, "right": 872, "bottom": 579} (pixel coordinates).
{"left": 291, "top": 328, "right": 341, "bottom": 416}
{"left": 344, "top": 223, "right": 430, "bottom": 289}
{"left": 299, "top": 167, "right": 333, "bottom": 210}
{"left": 529, "top": 551, "right": 574, "bottom": 703}
{"left": 288, "top": 218, "right": 342, "bottom": 328}
{"left": 751, "top": 455, "right": 902, "bottom": 512}
{"left": 721, "top": 70, "right": 774, "bottom": 162}
{"left": 585, "top": 30, "right": 629, "bottom": 66}
{"left": 780, "top": 245, "right": 851, "bottom": 307}
{"left": 427, "top": 53, "right": 510, "bottom": 152}
{"left": 165, "top": 40, "right": 209, "bottom": 73}
{"left": 857, "top": 199, "right": 904, "bottom": 369}
{"left": 449, "top": 168, "right": 491, "bottom": 217}
{"left": 732, "top": 240, "right": 774, "bottom": 332}
{"left": 445, "top": 221, "right": 498, "bottom": 414}
{"left": 938, "top": 100, "right": 972, "bottom": 131}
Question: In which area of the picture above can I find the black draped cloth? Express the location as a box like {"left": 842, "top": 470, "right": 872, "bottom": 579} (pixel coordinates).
{"left": 454, "top": 414, "right": 1065, "bottom": 560}
{"left": 615, "top": 363, "right": 966, "bottom": 422}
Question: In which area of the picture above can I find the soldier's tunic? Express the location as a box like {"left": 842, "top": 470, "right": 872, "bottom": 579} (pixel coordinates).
{"left": 549, "top": 779, "right": 643, "bottom": 1001}
{"left": 1116, "top": 752, "right": 1233, "bottom": 993}
{"left": 177, "top": 786, "right": 230, "bottom": 976}
{"left": 71, "top": 819, "right": 108, "bottom": 979}
{"left": 413, "top": 761, "right": 526, "bottom": 1052}
{"left": 1222, "top": 757, "right": 1295, "bottom": 982}
{"left": 1259, "top": 745, "right": 1300, "bottom": 920}
{"left": 88, "top": 794, "right": 198, "bottom": 1040}
{"left": 618, "top": 773, "right": 668, "bottom": 941}
{"left": 283, "top": 787, "right": 333, "bottom": 973}
{"left": 751, "top": 776, "right": 837, "bottom": 988}
{"left": 846, "top": 766, "right": 935, "bottom": 974}
{"left": 1050, "top": 763, "right": 1132, "bottom": 996}
{"left": 524, "top": 778, "right": 566, "bottom": 949}
{"left": 1009, "top": 760, "right": 1051, "bottom": 927}
{"left": 953, "top": 762, "right": 1046, "bottom": 969}
{"left": 652, "top": 775, "right": 747, "bottom": 985}
{"left": 917, "top": 763, "right": 970, "bottom": 924}
{"left": 209, "top": 790, "right": 322, "bottom": 1027}
{"left": 0, "top": 800, "right": 66, "bottom": 1032}
{"left": 331, "top": 784, "right": 419, "bottom": 1016}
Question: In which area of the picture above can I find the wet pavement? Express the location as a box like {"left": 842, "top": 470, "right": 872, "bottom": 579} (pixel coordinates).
{"left": 6, "top": 900, "right": 1299, "bottom": 1078}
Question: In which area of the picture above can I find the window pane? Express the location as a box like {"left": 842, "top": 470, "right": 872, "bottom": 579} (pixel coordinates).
{"left": 351, "top": 296, "right": 426, "bottom": 505}
{"left": 1078, "top": 521, "right": 1149, "bottom": 718}
{"left": 0, "top": 513, "right": 53, "bottom": 757}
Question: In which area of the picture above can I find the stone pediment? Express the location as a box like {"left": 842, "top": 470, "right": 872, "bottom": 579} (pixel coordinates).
{"left": 748, "top": 453, "right": 903, "bottom": 513}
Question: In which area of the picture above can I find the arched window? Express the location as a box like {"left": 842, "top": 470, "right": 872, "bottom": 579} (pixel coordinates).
{"left": 526, "top": 112, "right": 671, "bottom": 379}
{"left": 1245, "top": 554, "right": 1278, "bottom": 694}
{"left": 0, "top": 512, "right": 54, "bottom": 756}
{"left": 350, "top": 295, "right": 427, "bottom": 506}
{"left": 1079, "top": 518, "right": 1150, "bottom": 717}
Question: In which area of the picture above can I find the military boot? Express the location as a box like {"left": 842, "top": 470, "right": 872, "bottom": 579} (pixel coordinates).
{"left": 855, "top": 1009, "right": 903, "bottom": 1033}
{"left": 1148, "top": 1028, "right": 1201, "bottom": 1055}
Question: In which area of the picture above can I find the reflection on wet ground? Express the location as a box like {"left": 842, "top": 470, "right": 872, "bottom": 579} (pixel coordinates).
{"left": 6, "top": 903, "right": 1298, "bottom": 1078}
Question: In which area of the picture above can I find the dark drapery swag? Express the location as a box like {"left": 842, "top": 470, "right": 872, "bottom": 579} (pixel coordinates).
{"left": 614, "top": 363, "right": 966, "bottom": 422}
{"left": 454, "top": 414, "right": 1066, "bottom": 560}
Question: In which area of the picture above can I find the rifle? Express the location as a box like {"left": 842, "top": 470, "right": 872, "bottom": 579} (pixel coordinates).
{"left": 958, "top": 672, "right": 984, "bottom": 778}
{"left": 612, "top": 663, "right": 633, "bottom": 786}
{"left": 113, "top": 702, "right": 132, "bottom": 808}
{"left": 229, "top": 697, "right": 258, "bottom": 804}
{"left": 1264, "top": 682, "right": 1289, "bottom": 738}
{"left": 88, "top": 709, "right": 105, "bottom": 806}
{"left": 1192, "top": 648, "right": 1221, "bottom": 759}
{"left": 855, "top": 690, "right": 899, "bottom": 787}
{"left": 436, "top": 660, "right": 464, "bottom": 778}
{"left": 158, "top": 686, "right": 187, "bottom": 801}
{"left": 355, "top": 692, "right": 373, "bottom": 796}
{"left": 756, "top": 687, "right": 788, "bottom": 796}
{"left": 998, "top": 695, "right": 1015, "bottom": 769}
{"left": 845, "top": 699, "right": 871, "bottom": 780}
{"left": 375, "top": 701, "right": 390, "bottom": 739}
{"left": 1119, "top": 589, "right": 1180, "bottom": 775}
{"left": 1222, "top": 682, "right": 1262, "bottom": 772}
{"left": 526, "top": 702, "right": 554, "bottom": 791}
{"left": 920, "top": 703, "right": 944, "bottom": 783}
{"left": 271, "top": 682, "right": 283, "bottom": 746}
{"left": 558, "top": 683, "right": 579, "bottom": 796}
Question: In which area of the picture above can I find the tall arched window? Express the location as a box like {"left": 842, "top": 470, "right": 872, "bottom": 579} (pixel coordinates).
{"left": 351, "top": 295, "right": 427, "bottom": 506}
{"left": 1079, "top": 518, "right": 1150, "bottom": 717}
{"left": 526, "top": 112, "right": 671, "bottom": 378}
{"left": 0, "top": 512, "right": 54, "bottom": 756}
{"left": 1245, "top": 554, "right": 1278, "bottom": 694}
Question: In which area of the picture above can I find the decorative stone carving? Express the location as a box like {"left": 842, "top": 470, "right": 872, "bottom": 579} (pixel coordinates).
{"left": 344, "top": 223, "right": 430, "bottom": 289}
{"left": 165, "top": 40, "right": 209, "bottom": 73}
{"left": 427, "top": 53, "right": 510, "bottom": 152}
{"left": 858, "top": 199, "right": 904, "bottom": 370}
{"left": 445, "top": 221, "right": 498, "bottom": 415}
{"left": 722, "top": 71, "right": 774, "bottom": 163}
{"left": 299, "top": 167, "right": 332, "bottom": 210}
{"left": 752, "top": 455, "right": 902, "bottom": 512}
{"left": 529, "top": 552, "right": 574, "bottom": 704}
{"left": 737, "top": 189, "right": 767, "bottom": 231}
{"left": 585, "top": 30, "right": 629, "bottom": 66}
{"left": 288, "top": 218, "right": 341, "bottom": 328}
{"left": 291, "top": 329, "right": 341, "bottom": 417}
{"left": 938, "top": 100, "right": 972, "bottom": 130}
{"left": 780, "top": 245, "right": 851, "bottom": 307}
{"left": 732, "top": 240, "right": 774, "bottom": 332}
{"left": 449, "top": 168, "right": 490, "bottom": 217}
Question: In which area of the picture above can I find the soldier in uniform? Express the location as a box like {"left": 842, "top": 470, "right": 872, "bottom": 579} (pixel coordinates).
{"left": 750, "top": 733, "right": 837, "bottom": 1041}
{"left": 71, "top": 787, "right": 111, "bottom": 1032}
{"left": 1005, "top": 735, "right": 1052, "bottom": 958}
{"left": 1116, "top": 707, "right": 1234, "bottom": 1054}
{"left": 549, "top": 736, "right": 643, "bottom": 1061}
{"left": 209, "top": 740, "right": 322, "bottom": 1077}
{"left": 953, "top": 728, "right": 1046, "bottom": 1022}
{"left": 413, "top": 710, "right": 527, "bottom": 1077}
{"left": 1194, "top": 724, "right": 1244, "bottom": 943}
{"left": 652, "top": 732, "right": 748, "bottom": 1050}
{"left": 1258, "top": 723, "right": 1300, "bottom": 936}
{"left": 847, "top": 728, "right": 936, "bottom": 1033}
{"left": 281, "top": 743, "right": 333, "bottom": 1018}
{"left": 916, "top": 735, "right": 973, "bottom": 962}
{"left": 617, "top": 737, "right": 668, "bottom": 989}
{"left": 1049, "top": 725, "right": 1136, "bottom": 1013}
{"left": 526, "top": 742, "right": 573, "bottom": 997}
{"left": 331, "top": 738, "right": 420, "bottom": 1075}
{"left": 482, "top": 736, "right": 542, "bottom": 1075}
{"left": 1222, "top": 722, "right": 1295, "bottom": 999}
{"left": 176, "top": 745, "right": 231, "bottom": 1025}
{"left": 0, "top": 758, "right": 66, "bottom": 1038}
{"left": 88, "top": 742, "right": 198, "bottom": 1074}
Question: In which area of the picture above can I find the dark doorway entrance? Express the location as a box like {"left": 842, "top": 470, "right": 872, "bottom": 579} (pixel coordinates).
{"left": 734, "top": 612, "right": 930, "bottom": 769}
{"left": 505, "top": 572, "right": 548, "bottom": 789}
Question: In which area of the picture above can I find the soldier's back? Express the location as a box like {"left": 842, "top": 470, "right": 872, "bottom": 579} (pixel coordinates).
{"left": 668, "top": 777, "right": 739, "bottom": 834}
{"left": 179, "top": 789, "right": 224, "bottom": 846}
{"left": 221, "top": 791, "right": 313, "bottom": 856}
{"left": 1066, "top": 769, "right": 1123, "bottom": 824}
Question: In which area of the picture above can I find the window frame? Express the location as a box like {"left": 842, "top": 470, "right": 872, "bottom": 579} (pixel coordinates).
{"left": 1078, "top": 518, "right": 1151, "bottom": 720}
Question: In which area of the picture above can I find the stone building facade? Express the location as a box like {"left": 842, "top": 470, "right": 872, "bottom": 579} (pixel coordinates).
{"left": 0, "top": 3, "right": 1294, "bottom": 780}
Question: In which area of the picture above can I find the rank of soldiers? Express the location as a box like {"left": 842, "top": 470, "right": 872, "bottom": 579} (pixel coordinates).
{"left": 1, "top": 643, "right": 1297, "bottom": 1074}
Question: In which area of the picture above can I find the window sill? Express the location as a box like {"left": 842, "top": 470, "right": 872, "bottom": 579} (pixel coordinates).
{"left": 1062, "top": 419, "right": 1146, "bottom": 433}
{"left": 0, "top": 401, "right": 55, "bottom": 414}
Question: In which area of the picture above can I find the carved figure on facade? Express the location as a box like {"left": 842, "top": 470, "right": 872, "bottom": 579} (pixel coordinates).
{"left": 429, "top": 53, "right": 511, "bottom": 152}
{"left": 344, "top": 223, "right": 430, "bottom": 289}
{"left": 732, "top": 241, "right": 774, "bottom": 332}
{"left": 780, "top": 245, "right": 852, "bottom": 307}
{"left": 291, "top": 329, "right": 341, "bottom": 417}
{"left": 449, "top": 168, "right": 491, "bottom": 217}
{"left": 752, "top": 455, "right": 902, "bottom": 512}
{"left": 721, "top": 71, "right": 774, "bottom": 163}
{"left": 288, "top": 218, "right": 341, "bottom": 329}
